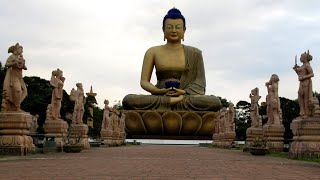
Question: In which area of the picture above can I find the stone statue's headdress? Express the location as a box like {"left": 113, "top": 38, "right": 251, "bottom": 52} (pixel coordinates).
{"left": 163, "top": 7, "right": 186, "bottom": 29}
{"left": 302, "top": 50, "right": 313, "bottom": 62}
{"left": 8, "top": 43, "right": 22, "bottom": 53}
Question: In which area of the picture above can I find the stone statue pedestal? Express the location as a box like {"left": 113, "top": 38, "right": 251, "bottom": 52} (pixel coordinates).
{"left": 262, "top": 124, "right": 285, "bottom": 152}
{"left": 0, "top": 112, "right": 35, "bottom": 155}
{"left": 120, "top": 132, "right": 126, "bottom": 145}
{"left": 100, "top": 130, "right": 113, "bottom": 146}
{"left": 244, "top": 127, "right": 263, "bottom": 150}
{"left": 224, "top": 131, "right": 236, "bottom": 148}
{"left": 112, "top": 131, "right": 121, "bottom": 146}
{"left": 70, "top": 124, "right": 90, "bottom": 149}
{"left": 289, "top": 117, "right": 320, "bottom": 158}
{"left": 217, "top": 133, "right": 225, "bottom": 147}
{"left": 212, "top": 133, "right": 219, "bottom": 146}
{"left": 43, "top": 119, "right": 68, "bottom": 148}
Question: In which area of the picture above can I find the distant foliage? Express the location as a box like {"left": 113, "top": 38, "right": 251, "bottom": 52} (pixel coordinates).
{"left": 235, "top": 100, "right": 251, "bottom": 140}
{"left": 279, "top": 97, "right": 299, "bottom": 141}
{"left": 217, "top": 96, "right": 229, "bottom": 108}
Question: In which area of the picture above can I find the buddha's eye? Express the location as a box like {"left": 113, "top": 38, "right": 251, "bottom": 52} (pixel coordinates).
{"left": 166, "top": 25, "right": 173, "bottom": 30}
{"left": 176, "top": 25, "right": 182, "bottom": 30}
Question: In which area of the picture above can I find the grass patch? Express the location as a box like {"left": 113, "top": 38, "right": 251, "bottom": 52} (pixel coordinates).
{"left": 268, "top": 152, "right": 320, "bottom": 163}
{"left": 199, "top": 143, "right": 213, "bottom": 147}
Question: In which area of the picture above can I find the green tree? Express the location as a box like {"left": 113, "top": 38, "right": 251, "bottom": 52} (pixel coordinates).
{"left": 235, "top": 100, "right": 251, "bottom": 140}
{"left": 217, "top": 96, "right": 229, "bottom": 108}
{"left": 88, "top": 106, "right": 103, "bottom": 139}
{"left": 279, "top": 97, "right": 299, "bottom": 141}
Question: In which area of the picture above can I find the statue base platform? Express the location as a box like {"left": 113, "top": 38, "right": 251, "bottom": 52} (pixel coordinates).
{"left": 289, "top": 117, "right": 320, "bottom": 158}
{"left": 212, "top": 133, "right": 219, "bottom": 146}
{"left": 0, "top": 112, "right": 35, "bottom": 155}
{"left": 100, "top": 130, "right": 126, "bottom": 146}
{"left": 125, "top": 110, "right": 218, "bottom": 139}
{"left": 263, "top": 124, "right": 285, "bottom": 152}
{"left": 224, "top": 132, "right": 236, "bottom": 148}
{"left": 100, "top": 129, "right": 113, "bottom": 146}
{"left": 43, "top": 119, "right": 68, "bottom": 148}
{"left": 70, "top": 124, "right": 90, "bottom": 149}
{"left": 244, "top": 127, "right": 263, "bottom": 151}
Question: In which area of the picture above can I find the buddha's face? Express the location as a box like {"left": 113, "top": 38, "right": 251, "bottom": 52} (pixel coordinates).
{"left": 163, "top": 18, "right": 185, "bottom": 43}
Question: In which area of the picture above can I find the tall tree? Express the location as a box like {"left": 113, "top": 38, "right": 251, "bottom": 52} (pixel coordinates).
{"left": 217, "top": 96, "right": 229, "bottom": 108}
{"left": 235, "top": 100, "right": 251, "bottom": 140}
{"left": 279, "top": 97, "right": 299, "bottom": 141}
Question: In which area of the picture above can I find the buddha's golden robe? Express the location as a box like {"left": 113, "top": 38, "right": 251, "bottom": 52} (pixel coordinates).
{"left": 123, "top": 45, "right": 221, "bottom": 111}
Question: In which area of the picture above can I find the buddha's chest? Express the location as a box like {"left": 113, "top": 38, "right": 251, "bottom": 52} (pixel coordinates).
{"left": 154, "top": 49, "right": 185, "bottom": 70}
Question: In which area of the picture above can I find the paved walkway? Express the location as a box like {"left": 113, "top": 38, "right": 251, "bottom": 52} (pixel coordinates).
{"left": 0, "top": 145, "right": 319, "bottom": 180}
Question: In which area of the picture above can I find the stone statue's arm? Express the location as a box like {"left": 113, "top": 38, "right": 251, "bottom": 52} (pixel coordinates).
{"left": 50, "top": 75, "right": 58, "bottom": 88}
{"left": 300, "top": 65, "right": 314, "bottom": 81}
{"left": 5, "top": 56, "right": 17, "bottom": 68}
{"left": 140, "top": 48, "right": 169, "bottom": 95}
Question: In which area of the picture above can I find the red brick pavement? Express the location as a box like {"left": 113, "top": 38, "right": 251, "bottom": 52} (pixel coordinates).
{"left": 0, "top": 145, "right": 319, "bottom": 180}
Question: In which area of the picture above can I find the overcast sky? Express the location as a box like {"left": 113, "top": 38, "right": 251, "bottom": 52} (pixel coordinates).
{"left": 1, "top": 0, "right": 320, "bottom": 108}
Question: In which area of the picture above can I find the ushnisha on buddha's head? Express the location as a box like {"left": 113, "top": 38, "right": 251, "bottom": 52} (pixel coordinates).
{"left": 162, "top": 8, "right": 186, "bottom": 42}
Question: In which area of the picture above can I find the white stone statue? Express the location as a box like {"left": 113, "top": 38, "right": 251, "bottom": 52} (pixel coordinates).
{"left": 249, "top": 87, "right": 261, "bottom": 127}
{"left": 228, "top": 102, "right": 236, "bottom": 132}
{"left": 2, "top": 43, "right": 27, "bottom": 111}
{"left": 50, "top": 69, "right": 65, "bottom": 120}
{"left": 293, "top": 51, "right": 314, "bottom": 117}
{"left": 102, "top": 100, "right": 112, "bottom": 130}
{"left": 70, "top": 83, "right": 85, "bottom": 124}
{"left": 265, "top": 74, "right": 282, "bottom": 125}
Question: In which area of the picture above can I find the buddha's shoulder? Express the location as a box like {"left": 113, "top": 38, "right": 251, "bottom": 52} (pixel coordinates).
{"left": 144, "top": 45, "right": 164, "bottom": 55}
{"left": 183, "top": 45, "right": 202, "bottom": 54}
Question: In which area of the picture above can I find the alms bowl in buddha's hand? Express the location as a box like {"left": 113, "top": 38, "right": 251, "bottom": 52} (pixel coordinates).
{"left": 165, "top": 78, "right": 181, "bottom": 89}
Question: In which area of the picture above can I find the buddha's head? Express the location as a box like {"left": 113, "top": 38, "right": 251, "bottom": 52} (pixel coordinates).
{"left": 163, "top": 8, "right": 186, "bottom": 42}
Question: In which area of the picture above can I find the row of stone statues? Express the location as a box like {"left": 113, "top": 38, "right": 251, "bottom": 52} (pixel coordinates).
{"left": 101, "top": 100, "right": 126, "bottom": 133}
{"left": 212, "top": 103, "right": 236, "bottom": 148}
{"left": 101, "top": 100, "right": 126, "bottom": 146}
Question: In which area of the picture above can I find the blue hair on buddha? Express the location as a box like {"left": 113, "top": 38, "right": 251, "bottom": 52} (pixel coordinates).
{"left": 163, "top": 8, "right": 186, "bottom": 29}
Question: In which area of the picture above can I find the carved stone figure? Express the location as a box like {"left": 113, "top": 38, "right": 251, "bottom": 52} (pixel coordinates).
{"left": 102, "top": 100, "right": 112, "bottom": 130}
{"left": 228, "top": 102, "right": 235, "bottom": 132}
{"left": 2, "top": 43, "right": 27, "bottom": 111}
{"left": 122, "top": 8, "right": 221, "bottom": 111}
{"left": 249, "top": 88, "right": 261, "bottom": 127}
{"left": 265, "top": 74, "right": 282, "bottom": 125}
{"left": 49, "top": 69, "right": 65, "bottom": 120}
{"left": 119, "top": 112, "right": 126, "bottom": 133}
{"left": 111, "top": 110, "right": 120, "bottom": 132}
{"left": 293, "top": 51, "right": 314, "bottom": 117}
{"left": 70, "top": 83, "right": 85, "bottom": 124}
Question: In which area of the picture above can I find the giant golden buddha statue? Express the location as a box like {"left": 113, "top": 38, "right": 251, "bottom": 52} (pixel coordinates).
{"left": 123, "top": 8, "right": 221, "bottom": 111}
{"left": 122, "top": 8, "right": 222, "bottom": 138}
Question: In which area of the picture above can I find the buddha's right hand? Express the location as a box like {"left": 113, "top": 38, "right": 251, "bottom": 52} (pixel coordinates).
{"left": 166, "top": 88, "right": 186, "bottom": 97}
{"left": 153, "top": 88, "right": 171, "bottom": 95}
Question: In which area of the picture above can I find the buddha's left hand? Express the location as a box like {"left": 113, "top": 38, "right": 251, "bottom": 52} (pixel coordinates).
{"left": 166, "top": 88, "right": 186, "bottom": 96}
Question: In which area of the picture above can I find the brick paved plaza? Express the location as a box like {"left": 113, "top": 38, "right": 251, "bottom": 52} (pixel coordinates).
{"left": 0, "top": 144, "right": 319, "bottom": 179}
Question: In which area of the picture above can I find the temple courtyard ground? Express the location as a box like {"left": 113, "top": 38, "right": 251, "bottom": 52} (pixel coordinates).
{"left": 0, "top": 144, "right": 319, "bottom": 179}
